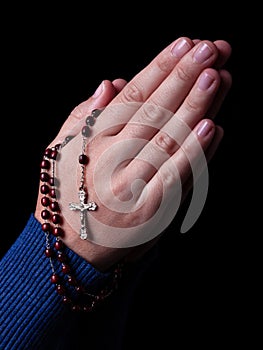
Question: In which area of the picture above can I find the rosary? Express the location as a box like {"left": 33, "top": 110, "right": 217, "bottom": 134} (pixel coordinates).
{"left": 39, "top": 109, "right": 123, "bottom": 312}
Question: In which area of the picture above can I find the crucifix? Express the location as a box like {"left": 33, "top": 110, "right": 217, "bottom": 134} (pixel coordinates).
{"left": 69, "top": 188, "right": 97, "bottom": 240}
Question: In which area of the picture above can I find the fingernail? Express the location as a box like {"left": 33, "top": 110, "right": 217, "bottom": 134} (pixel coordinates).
{"left": 197, "top": 120, "right": 214, "bottom": 137}
{"left": 198, "top": 72, "right": 215, "bottom": 91}
{"left": 171, "top": 38, "right": 191, "bottom": 58}
{"left": 93, "top": 81, "right": 105, "bottom": 98}
{"left": 193, "top": 43, "right": 213, "bottom": 63}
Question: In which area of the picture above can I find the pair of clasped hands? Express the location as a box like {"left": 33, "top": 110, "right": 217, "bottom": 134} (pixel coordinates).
{"left": 35, "top": 36, "right": 232, "bottom": 271}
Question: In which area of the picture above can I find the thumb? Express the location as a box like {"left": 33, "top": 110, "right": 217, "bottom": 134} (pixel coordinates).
{"left": 53, "top": 80, "right": 120, "bottom": 145}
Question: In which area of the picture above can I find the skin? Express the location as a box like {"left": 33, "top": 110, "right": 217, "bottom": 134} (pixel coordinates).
{"left": 35, "top": 37, "right": 232, "bottom": 271}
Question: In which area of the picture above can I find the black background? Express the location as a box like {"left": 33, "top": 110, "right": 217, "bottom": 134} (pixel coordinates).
{"left": 1, "top": 5, "right": 252, "bottom": 348}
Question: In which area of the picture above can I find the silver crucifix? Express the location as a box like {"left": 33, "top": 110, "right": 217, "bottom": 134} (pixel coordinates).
{"left": 69, "top": 189, "right": 97, "bottom": 240}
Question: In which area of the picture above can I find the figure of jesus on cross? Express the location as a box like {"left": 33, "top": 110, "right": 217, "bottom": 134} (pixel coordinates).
{"left": 69, "top": 189, "right": 97, "bottom": 240}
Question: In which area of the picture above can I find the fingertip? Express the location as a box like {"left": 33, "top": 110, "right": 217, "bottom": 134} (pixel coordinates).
{"left": 196, "top": 119, "right": 216, "bottom": 139}
{"left": 112, "top": 78, "right": 128, "bottom": 93}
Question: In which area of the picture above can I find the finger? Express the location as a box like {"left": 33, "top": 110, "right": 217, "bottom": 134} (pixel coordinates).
{"left": 123, "top": 68, "right": 221, "bottom": 183}
{"left": 117, "top": 40, "right": 220, "bottom": 141}
{"left": 112, "top": 37, "right": 194, "bottom": 106}
{"left": 140, "top": 118, "right": 216, "bottom": 213}
{"left": 112, "top": 78, "right": 128, "bottom": 92}
{"left": 181, "top": 125, "right": 224, "bottom": 201}
{"left": 52, "top": 79, "right": 122, "bottom": 145}
{"left": 206, "top": 69, "right": 232, "bottom": 119}
{"left": 213, "top": 40, "right": 232, "bottom": 68}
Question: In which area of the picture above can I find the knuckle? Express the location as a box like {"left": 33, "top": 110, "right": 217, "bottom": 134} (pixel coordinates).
{"left": 69, "top": 105, "right": 84, "bottom": 122}
{"left": 155, "top": 131, "right": 178, "bottom": 155}
{"left": 120, "top": 82, "right": 144, "bottom": 104}
{"left": 174, "top": 64, "right": 192, "bottom": 82}
{"left": 139, "top": 103, "right": 163, "bottom": 126}
{"left": 155, "top": 55, "right": 175, "bottom": 74}
{"left": 184, "top": 95, "right": 202, "bottom": 114}
{"left": 160, "top": 164, "right": 178, "bottom": 187}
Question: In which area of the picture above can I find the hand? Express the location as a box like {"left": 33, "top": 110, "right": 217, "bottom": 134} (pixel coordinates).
{"left": 35, "top": 37, "right": 232, "bottom": 271}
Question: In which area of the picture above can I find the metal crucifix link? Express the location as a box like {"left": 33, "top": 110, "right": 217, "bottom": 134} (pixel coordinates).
{"left": 69, "top": 188, "right": 97, "bottom": 240}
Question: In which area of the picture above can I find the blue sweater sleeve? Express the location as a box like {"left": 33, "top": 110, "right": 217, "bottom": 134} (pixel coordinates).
{"left": 0, "top": 214, "right": 116, "bottom": 350}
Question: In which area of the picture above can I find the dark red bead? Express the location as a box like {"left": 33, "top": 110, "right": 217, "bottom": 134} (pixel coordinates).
{"left": 40, "top": 184, "right": 50, "bottom": 194}
{"left": 54, "top": 240, "right": 63, "bottom": 250}
{"left": 44, "top": 148, "right": 52, "bottom": 158}
{"left": 50, "top": 201, "right": 60, "bottom": 212}
{"left": 52, "top": 214, "right": 61, "bottom": 224}
{"left": 53, "top": 227, "right": 64, "bottom": 237}
{"left": 56, "top": 284, "right": 66, "bottom": 295}
{"left": 51, "top": 274, "right": 60, "bottom": 284}
{"left": 49, "top": 177, "right": 55, "bottom": 186}
{"left": 61, "top": 264, "right": 71, "bottom": 274}
{"left": 40, "top": 172, "right": 50, "bottom": 182}
{"left": 45, "top": 248, "right": 53, "bottom": 257}
{"left": 54, "top": 143, "right": 61, "bottom": 150}
{"left": 40, "top": 159, "right": 50, "bottom": 169}
{"left": 50, "top": 189, "right": 57, "bottom": 198}
{"left": 57, "top": 252, "right": 67, "bottom": 262}
{"left": 79, "top": 154, "right": 88, "bottom": 164}
{"left": 50, "top": 149, "right": 58, "bottom": 159}
{"left": 42, "top": 222, "right": 51, "bottom": 232}
{"left": 41, "top": 209, "right": 50, "bottom": 220}
{"left": 41, "top": 196, "right": 50, "bottom": 207}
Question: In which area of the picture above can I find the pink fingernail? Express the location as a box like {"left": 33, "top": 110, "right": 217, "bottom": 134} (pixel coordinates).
{"left": 197, "top": 121, "right": 214, "bottom": 137}
{"left": 171, "top": 38, "right": 191, "bottom": 58}
{"left": 198, "top": 72, "right": 215, "bottom": 91}
{"left": 193, "top": 43, "right": 213, "bottom": 63}
{"left": 93, "top": 81, "right": 105, "bottom": 98}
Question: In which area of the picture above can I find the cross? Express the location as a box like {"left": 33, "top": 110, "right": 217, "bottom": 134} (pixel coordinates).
{"left": 69, "top": 189, "right": 97, "bottom": 240}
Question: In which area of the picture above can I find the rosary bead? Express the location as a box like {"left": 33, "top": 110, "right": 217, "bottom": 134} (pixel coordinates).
{"left": 51, "top": 274, "right": 60, "bottom": 284}
{"left": 40, "top": 172, "right": 50, "bottom": 182}
{"left": 79, "top": 154, "right": 89, "bottom": 165}
{"left": 52, "top": 214, "right": 61, "bottom": 224}
{"left": 41, "top": 209, "right": 50, "bottom": 220}
{"left": 49, "top": 177, "right": 55, "bottom": 186}
{"left": 57, "top": 252, "right": 67, "bottom": 262}
{"left": 45, "top": 248, "right": 53, "bottom": 257}
{"left": 42, "top": 222, "right": 51, "bottom": 232}
{"left": 40, "top": 184, "right": 50, "bottom": 195}
{"left": 40, "top": 159, "right": 50, "bottom": 170}
{"left": 61, "top": 264, "right": 71, "bottom": 274}
{"left": 54, "top": 240, "right": 64, "bottom": 250}
{"left": 81, "top": 125, "right": 91, "bottom": 137}
{"left": 44, "top": 148, "right": 52, "bottom": 158}
{"left": 50, "top": 201, "right": 60, "bottom": 212}
{"left": 85, "top": 115, "right": 95, "bottom": 126}
{"left": 50, "top": 149, "right": 58, "bottom": 160}
{"left": 53, "top": 227, "right": 64, "bottom": 237}
{"left": 50, "top": 189, "right": 57, "bottom": 198}
{"left": 91, "top": 109, "right": 101, "bottom": 118}
{"left": 41, "top": 197, "right": 50, "bottom": 207}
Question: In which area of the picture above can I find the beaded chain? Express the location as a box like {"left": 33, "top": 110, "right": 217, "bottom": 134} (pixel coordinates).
{"left": 39, "top": 109, "right": 123, "bottom": 312}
